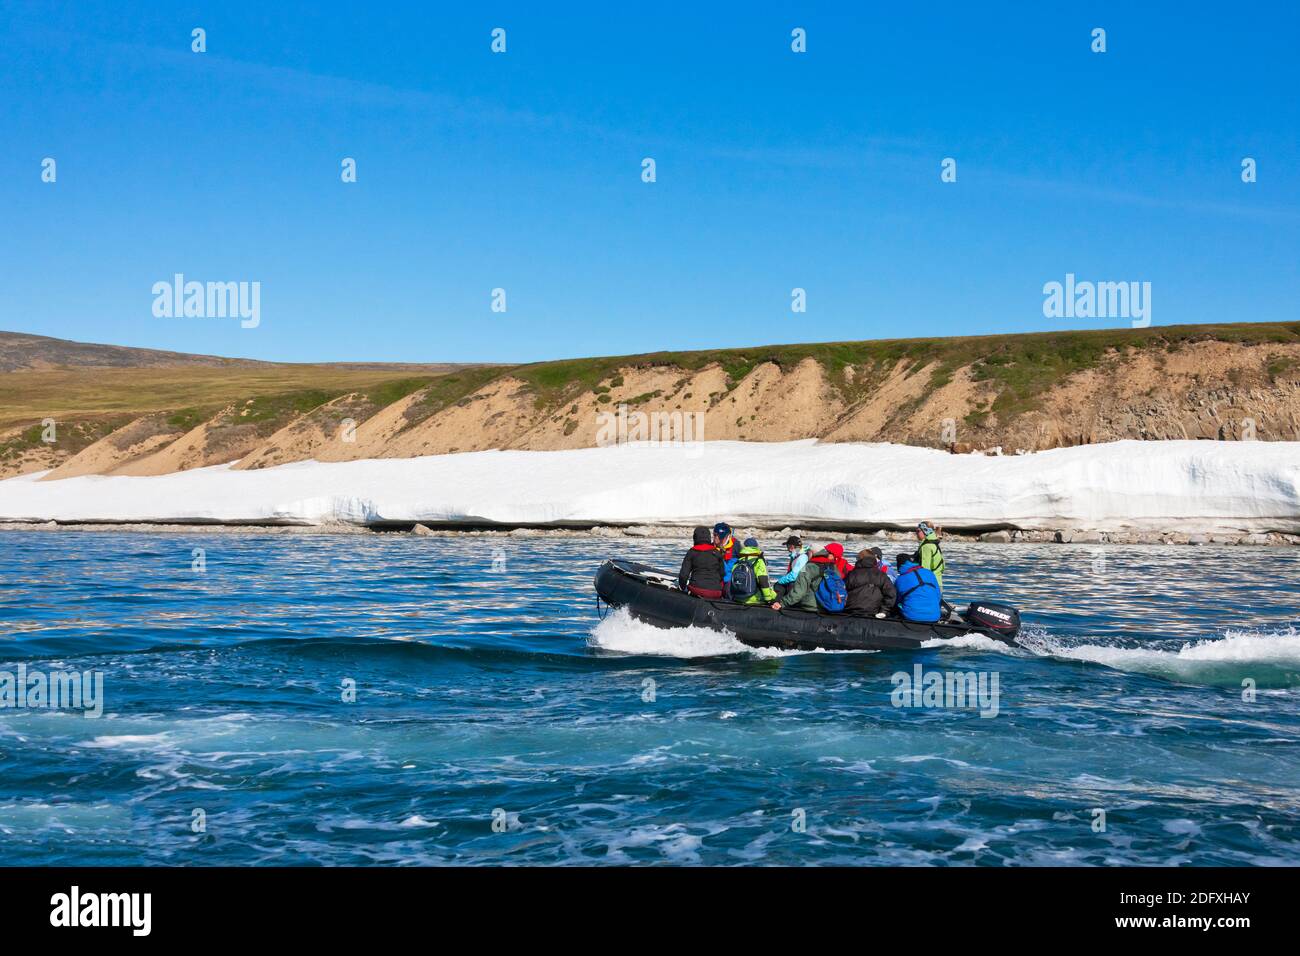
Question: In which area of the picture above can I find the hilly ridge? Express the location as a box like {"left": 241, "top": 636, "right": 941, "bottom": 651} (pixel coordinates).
{"left": 3, "top": 323, "right": 1299, "bottom": 480}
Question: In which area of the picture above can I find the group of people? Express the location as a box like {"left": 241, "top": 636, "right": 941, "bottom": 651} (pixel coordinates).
{"left": 678, "top": 521, "right": 948, "bottom": 623}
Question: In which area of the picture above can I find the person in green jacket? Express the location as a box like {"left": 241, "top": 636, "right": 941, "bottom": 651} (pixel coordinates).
{"left": 730, "top": 538, "right": 778, "bottom": 605}
{"left": 915, "top": 521, "right": 945, "bottom": 591}
{"left": 770, "top": 548, "right": 837, "bottom": 612}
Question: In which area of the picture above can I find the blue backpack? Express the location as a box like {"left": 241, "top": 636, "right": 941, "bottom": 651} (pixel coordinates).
{"left": 814, "top": 565, "right": 847, "bottom": 612}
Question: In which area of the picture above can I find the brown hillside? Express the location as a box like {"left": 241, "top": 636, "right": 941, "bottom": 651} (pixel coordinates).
{"left": 4, "top": 324, "right": 1299, "bottom": 480}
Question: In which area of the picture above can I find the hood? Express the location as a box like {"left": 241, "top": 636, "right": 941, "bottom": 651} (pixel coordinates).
{"left": 824, "top": 542, "right": 845, "bottom": 560}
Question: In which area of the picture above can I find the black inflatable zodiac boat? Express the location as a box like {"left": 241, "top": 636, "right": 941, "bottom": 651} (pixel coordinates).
{"left": 594, "top": 559, "right": 1021, "bottom": 652}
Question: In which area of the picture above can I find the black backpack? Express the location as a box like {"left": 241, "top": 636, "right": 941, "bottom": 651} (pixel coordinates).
{"left": 730, "top": 556, "right": 759, "bottom": 602}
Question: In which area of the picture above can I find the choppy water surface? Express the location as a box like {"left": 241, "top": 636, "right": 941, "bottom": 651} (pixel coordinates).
{"left": 1, "top": 531, "right": 1297, "bottom": 865}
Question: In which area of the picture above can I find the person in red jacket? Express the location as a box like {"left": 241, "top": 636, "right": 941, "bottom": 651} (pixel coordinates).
{"left": 823, "top": 542, "right": 853, "bottom": 579}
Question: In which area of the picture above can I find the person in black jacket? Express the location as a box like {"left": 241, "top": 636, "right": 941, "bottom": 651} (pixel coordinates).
{"left": 679, "top": 526, "right": 726, "bottom": 598}
{"left": 844, "top": 549, "right": 897, "bottom": 617}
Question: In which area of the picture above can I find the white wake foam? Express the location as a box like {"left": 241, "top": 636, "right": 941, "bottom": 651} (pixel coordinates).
{"left": 1015, "top": 626, "right": 1300, "bottom": 686}
{"left": 587, "top": 607, "right": 1300, "bottom": 681}
{"left": 588, "top": 607, "right": 752, "bottom": 658}
{"left": 920, "top": 633, "right": 1024, "bottom": 653}
{"left": 587, "top": 607, "right": 872, "bottom": 659}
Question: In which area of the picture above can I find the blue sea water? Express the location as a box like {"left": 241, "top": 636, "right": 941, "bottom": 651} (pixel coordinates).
{"left": 1, "top": 530, "right": 1298, "bottom": 866}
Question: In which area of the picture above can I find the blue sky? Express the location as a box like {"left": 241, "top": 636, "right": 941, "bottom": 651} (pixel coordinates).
{"left": 2, "top": 1, "right": 1297, "bottom": 364}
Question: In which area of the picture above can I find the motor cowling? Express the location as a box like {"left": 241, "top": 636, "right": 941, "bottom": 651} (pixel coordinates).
{"left": 965, "top": 601, "right": 1021, "bottom": 638}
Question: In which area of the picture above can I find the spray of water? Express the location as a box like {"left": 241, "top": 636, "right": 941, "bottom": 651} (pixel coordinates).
{"left": 588, "top": 607, "right": 874, "bottom": 659}
{"left": 594, "top": 606, "right": 1300, "bottom": 687}
{"left": 1014, "top": 625, "right": 1300, "bottom": 688}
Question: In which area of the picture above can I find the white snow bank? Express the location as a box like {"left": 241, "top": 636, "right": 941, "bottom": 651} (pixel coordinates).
{"left": 0, "top": 439, "right": 1297, "bottom": 532}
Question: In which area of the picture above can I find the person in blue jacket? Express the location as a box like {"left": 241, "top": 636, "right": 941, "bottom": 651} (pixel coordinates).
{"left": 773, "top": 535, "right": 810, "bottom": 597}
{"left": 894, "top": 556, "right": 941, "bottom": 623}
{"left": 713, "top": 522, "right": 740, "bottom": 586}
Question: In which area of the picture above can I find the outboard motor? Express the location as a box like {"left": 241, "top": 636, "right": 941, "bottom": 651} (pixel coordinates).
{"left": 964, "top": 601, "right": 1021, "bottom": 640}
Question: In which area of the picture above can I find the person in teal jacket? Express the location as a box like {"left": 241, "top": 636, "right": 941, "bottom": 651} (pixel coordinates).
{"left": 774, "top": 535, "right": 810, "bottom": 595}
